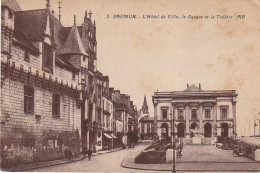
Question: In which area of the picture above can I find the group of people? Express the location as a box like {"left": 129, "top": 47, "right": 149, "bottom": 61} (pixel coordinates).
{"left": 64, "top": 147, "right": 92, "bottom": 161}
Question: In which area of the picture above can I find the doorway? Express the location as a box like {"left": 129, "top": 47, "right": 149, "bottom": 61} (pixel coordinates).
{"left": 204, "top": 123, "right": 212, "bottom": 138}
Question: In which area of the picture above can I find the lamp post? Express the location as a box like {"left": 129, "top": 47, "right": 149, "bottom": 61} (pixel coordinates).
{"left": 255, "top": 118, "right": 260, "bottom": 137}
{"left": 254, "top": 113, "right": 260, "bottom": 137}
{"left": 170, "top": 108, "right": 176, "bottom": 173}
{"left": 254, "top": 115, "right": 256, "bottom": 137}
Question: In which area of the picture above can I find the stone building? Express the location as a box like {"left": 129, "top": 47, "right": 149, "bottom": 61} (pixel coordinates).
{"left": 152, "top": 84, "right": 238, "bottom": 144}
{"left": 102, "top": 76, "right": 117, "bottom": 149}
{"left": 138, "top": 95, "right": 154, "bottom": 140}
{"left": 1, "top": 0, "right": 82, "bottom": 163}
{"left": 1, "top": 0, "right": 139, "bottom": 166}
{"left": 114, "top": 90, "right": 137, "bottom": 146}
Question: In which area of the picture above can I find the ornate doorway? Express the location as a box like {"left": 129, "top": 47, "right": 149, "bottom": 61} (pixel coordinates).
{"left": 204, "top": 123, "right": 212, "bottom": 137}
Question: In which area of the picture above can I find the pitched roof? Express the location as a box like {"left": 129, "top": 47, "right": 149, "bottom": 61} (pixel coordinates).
{"left": 2, "top": 0, "right": 22, "bottom": 12}
{"left": 55, "top": 55, "right": 79, "bottom": 71}
{"left": 15, "top": 9, "right": 47, "bottom": 41}
{"left": 184, "top": 84, "right": 203, "bottom": 92}
{"left": 60, "top": 23, "right": 88, "bottom": 56}
{"left": 13, "top": 24, "right": 39, "bottom": 54}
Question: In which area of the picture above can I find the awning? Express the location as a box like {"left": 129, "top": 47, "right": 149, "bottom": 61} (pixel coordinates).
{"left": 110, "top": 134, "right": 117, "bottom": 138}
{"left": 104, "top": 133, "right": 112, "bottom": 139}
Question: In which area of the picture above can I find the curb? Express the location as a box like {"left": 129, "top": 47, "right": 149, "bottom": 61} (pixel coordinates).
{"left": 7, "top": 156, "right": 86, "bottom": 172}
{"left": 8, "top": 148, "right": 123, "bottom": 172}
{"left": 121, "top": 158, "right": 260, "bottom": 172}
{"left": 120, "top": 158, "right": 170, "bottom": 172}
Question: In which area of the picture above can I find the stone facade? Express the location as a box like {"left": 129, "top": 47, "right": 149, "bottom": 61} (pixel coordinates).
{"left": 152, "top": 84, "right": 238, "bottom": 144}
{"left": 1, "top": 0, "right": 138, "bottom": 167}
{"left": 1, "top": 2, "right": 82, "bottom": 165}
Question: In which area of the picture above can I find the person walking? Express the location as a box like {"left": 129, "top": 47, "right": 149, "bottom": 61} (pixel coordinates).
{"left": 68, "top": 149, "right": 72, "bottom": 160}
{"left": 87, "top": 148, "right": 92, "bottom": 161}
{"left": 64, "top": 148, "right": 68, "bottom": 160}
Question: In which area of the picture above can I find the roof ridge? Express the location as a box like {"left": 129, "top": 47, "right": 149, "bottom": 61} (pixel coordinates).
{"left": 16, "top": 9, "right": 46, "bottom": 13}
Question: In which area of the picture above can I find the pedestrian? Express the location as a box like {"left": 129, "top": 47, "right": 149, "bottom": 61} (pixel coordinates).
{"left": 68, "top": 149, "right": 72, "bottom": 160}
{"left": 87, "top": 148, "right": 92, "bottom": 161}
{"left": 64, "top": 148, "right": 68, "bottom": 160}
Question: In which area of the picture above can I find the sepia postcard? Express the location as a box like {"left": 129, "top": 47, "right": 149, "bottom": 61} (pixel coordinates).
{"left": 1, "top": 0, "right": 260, "bottom": 172}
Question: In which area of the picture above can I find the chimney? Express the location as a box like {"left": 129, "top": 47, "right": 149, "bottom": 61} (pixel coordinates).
{"left": 187, "top": 83, "right": 189, "bottom": 89}
{"left": 199, "top": 83, "right": 201, "bottom": 90}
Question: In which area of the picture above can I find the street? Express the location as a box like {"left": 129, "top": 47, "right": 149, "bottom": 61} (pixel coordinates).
{"left": 30, "top": 141, "right": 150, "bottom": 172}
{"left": 26, "top": 141, "right": 260, "bottom": 172}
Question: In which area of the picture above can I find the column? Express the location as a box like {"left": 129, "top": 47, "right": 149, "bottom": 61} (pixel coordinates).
{"left": 185, "top": 105, "right": 190, "bottom": 136}
{"left": 199, "top": 104, "right": 203, "bottom": 135}
{"left": 232, "top": 101, "right": 237, "bottom": 135}
{"left": 154, "top": 102, "right": 158, "bottom": 134}
{"left": 213, "top": 105, "right": 217, "bottom": 136}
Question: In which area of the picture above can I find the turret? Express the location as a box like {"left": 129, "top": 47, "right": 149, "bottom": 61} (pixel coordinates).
{"left": 1, "top": 0, "right": 20, "bottom": 55}
{"left": 60, "top": 15, "right": 88, "bottom": 70}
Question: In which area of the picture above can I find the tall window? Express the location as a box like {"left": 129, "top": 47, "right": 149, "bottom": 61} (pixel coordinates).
{"left": 205, "top": 108, "right": 211, "bottom": 118}
{"left": 221, "top": 107, "right": 228, "bottom": 120}
{"left": 151, "top": 123, "right": 154, "bottom": 133}
{"left": 178, "top": 109, "right": 184, "bottom": 118}
{"left": 141, "top": 123, "right": 145, "bottom": 133}
{"left": 191, "top": 109, "right": 197, "bottom": 119}
{"left": 147, "top": 123, "right": 150, "bottom": 133}
{"left": 24, "top": 85, "right": 34, "bottom": 113}
{"left": 162, "top": 108, "right": 168, "bottom": 119}
{"left": 42, "top": 43, "right": 53, "bottom": 74}
{"left": 52, "top": 93, "right": 60, "bottom": 117}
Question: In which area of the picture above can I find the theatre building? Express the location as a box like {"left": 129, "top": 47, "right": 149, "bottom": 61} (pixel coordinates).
{"left": 152, "top": 84, "right": 238, "bottom": 144}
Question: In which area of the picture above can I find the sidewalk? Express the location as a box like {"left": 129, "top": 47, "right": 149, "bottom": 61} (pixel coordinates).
{"left": 6, "top": 147, "right": 122, "bottom": 172}
{"left": 121, "top": 144, "right": 260, "bottom": 171}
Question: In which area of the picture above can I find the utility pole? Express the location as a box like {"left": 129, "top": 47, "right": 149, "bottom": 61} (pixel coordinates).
{"left": 170, "top": 107, "right": 176, "bottom": 173}
{"left": 249, "top": 123, "right": 251, "bottom": 137}
{"left": 254, "top": 115, "right": 256, "bottom": 137}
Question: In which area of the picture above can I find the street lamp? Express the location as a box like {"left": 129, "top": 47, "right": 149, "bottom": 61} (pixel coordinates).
{"left": 170, "top": 108, "right": 176, "bottom": 173}
{"left": 254, "top": 113, "right": 260, "bottom": 137}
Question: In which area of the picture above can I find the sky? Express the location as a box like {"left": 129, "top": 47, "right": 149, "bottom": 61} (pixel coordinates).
{"left": 16, "top": 0, "right": 260, "bottom": 136}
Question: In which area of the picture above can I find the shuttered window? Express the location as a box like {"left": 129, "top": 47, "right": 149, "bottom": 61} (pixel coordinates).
{"left": 24, "top": 85, "right": 34, "bottom": 113}
{"left": 52, "top": 93, "right": 60, "bottom": 117}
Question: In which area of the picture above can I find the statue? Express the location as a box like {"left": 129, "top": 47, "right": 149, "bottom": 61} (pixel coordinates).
{"left": 191, "top": 126, "right": 200, "bottom": 137}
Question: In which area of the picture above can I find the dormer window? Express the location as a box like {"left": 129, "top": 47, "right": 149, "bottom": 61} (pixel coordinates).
{"left": 42, "top": 43, "right": 53, "bottom": 74}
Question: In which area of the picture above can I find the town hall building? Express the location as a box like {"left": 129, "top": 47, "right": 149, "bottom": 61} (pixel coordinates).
{"left": 152, "top": 84, "right": 238, "bottom": 144}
